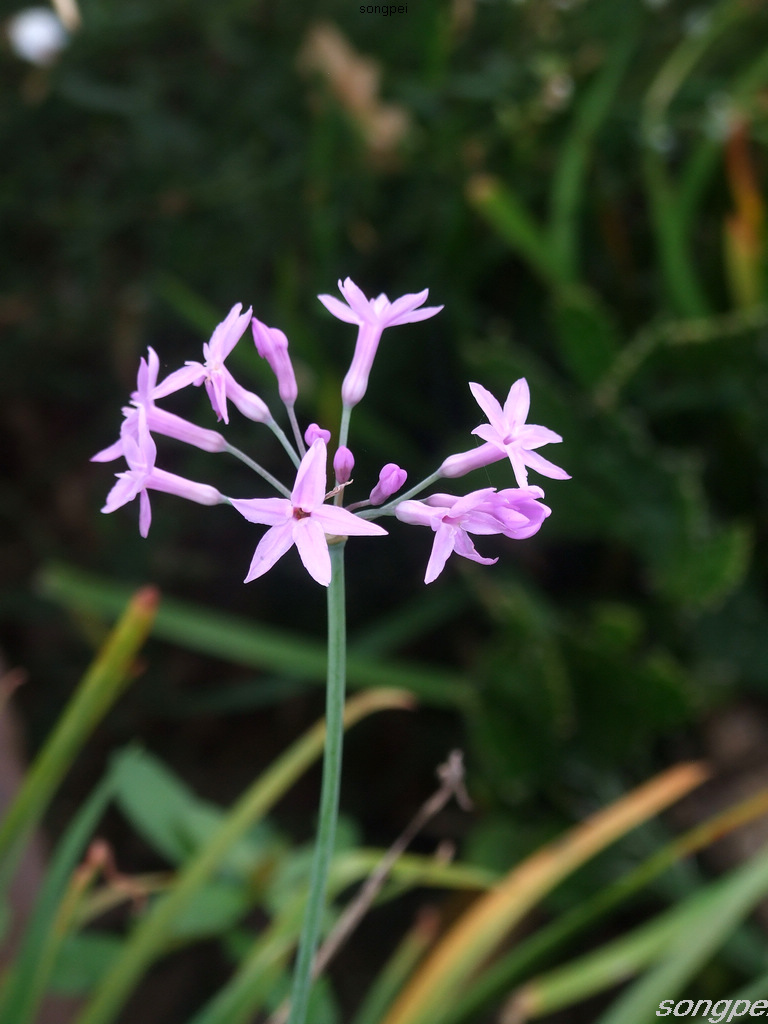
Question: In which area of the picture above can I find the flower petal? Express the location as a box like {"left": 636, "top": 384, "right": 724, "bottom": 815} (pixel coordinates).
{"left": 152, "top": 363, "right": 205, "bottom": 400}
{"left": 452, "top": 530, "right": 497, "bottom": 566}
{"left": 519, "top": 424, "right": 563, "bottom": 449}
{"left": 317, "top": 293, "right": 361, "bottom": 325}
{"left": 522, "top": 449, "right": 571, "bottom": 480}
{"left": 138, "top": 489, "right": 152, "bottom": 538}
{"left": 101, "top": 473, "right": 140, "bottom": 514}
{"left": 506, "top": 445, "right": 530, "bottom": 488}
{"left": 291, "top": 439, "right": 327, "bottom": 509}
{"left": 207, "top": 303, "right": 249, "bottom": 361}
{"left": 424, "top": 524, "right": 457, "bottom": 584}
{"left": 244, "top": 522, "right": 295, "bottom": 582}
{"left": 502, "top": 378, "right": 530, "bottom": 427}
{"left": 385, "top": 288, "right": 429, "bottom": 321}
{"left": 294, "top": 518, "right": 332, "bottom": 586}
{"left": 231, "top": 497, "right": 291, "bottom": 526}
{"left": 91, "top": 438, "right": 125, "bottom": 463}
{"left": 339, "top": 278, "right": 376, "bottom": 321}
{"left": 207, "top": 373, "right": 230, "bottom": 424}
{"left": 311, "top": 505, "right": 388, "bottom": 537}
{"left": 135, "top": 348, "right": 158, "bottom": 404}
{"left": 387, "top": 303, "right": 444, "bottom": 325}
{"left": 471, "top": 424, "right": 508, "bottom": 450}
{"left": 469, "top": 382, "right": 507, "bottom": 437}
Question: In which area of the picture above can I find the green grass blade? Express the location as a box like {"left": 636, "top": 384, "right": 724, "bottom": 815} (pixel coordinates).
{"left": 0, "top": 585, "right": 158, "bottom": 881}
{"left": 549, "top": 12, "right": 638, "bottom": 282}
{"left": 379, "top": 763, "right": 707, "bottom": 1024}
{"left": 39, "top": 564, "right": 470, "bottom": 708}
{"left": 351, "top": 912, "right": 440, "bottom": 1024}
{"left": 466, "top": 176, "right": 568, "bottom": 288}
{"left": 507, "top": 886, "right": 720, "bottom": 1020}
{"left": 640, "top": 0, "right": 748, "bottom": 317}
{"left": 442, "top": 782, "right": 768, "bottom": 1024}
{"left": 0, "top": 776, "right": 114, "bottom": 1024}
{"left": 594, "top": 846, "right": 768, "bottom": 1024}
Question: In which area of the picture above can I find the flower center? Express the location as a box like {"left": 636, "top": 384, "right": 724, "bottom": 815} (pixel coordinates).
{"left": 293, "top": 507, "right": 311, "bottom": 520}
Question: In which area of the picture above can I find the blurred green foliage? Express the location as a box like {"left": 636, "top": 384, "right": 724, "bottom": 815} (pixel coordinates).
{"left": 4, "top": 0, "right": 768, "bottom": 1015}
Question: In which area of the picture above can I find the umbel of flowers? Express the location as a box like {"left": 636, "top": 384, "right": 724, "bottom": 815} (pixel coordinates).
{"left": 91, "top": 278, "right": 570, "bottom": 1024}
{"left": 93, "top": 278, "right": 570, "bottom": 585}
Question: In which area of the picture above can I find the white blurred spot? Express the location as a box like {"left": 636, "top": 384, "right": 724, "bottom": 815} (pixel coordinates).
{"left": 7, "top": 7, "right": 68, "bottom": 66}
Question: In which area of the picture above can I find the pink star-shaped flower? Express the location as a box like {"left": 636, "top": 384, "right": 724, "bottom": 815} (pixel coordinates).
{"left": 317, "top": 278, "right": 443, "bottom": 407}
{"left": 92, "top": 347, "right": 227, "bottom": 464}
{"left": 101, "top": 412, "right": 158, "bottom": 537}
{"left": 100, "top": 410, "right": 222, "bottom": 537}
{"left": 470, "top": 379, "right": 570, "bottom": 487}
{"left": 156, "top": 304, "right": 271, "bottom": 425}
{"left": 396, "top": 486, "right": 550, "bottom": 583}
{"left": 231, "top": 439, "right": 387, "bottom": 586}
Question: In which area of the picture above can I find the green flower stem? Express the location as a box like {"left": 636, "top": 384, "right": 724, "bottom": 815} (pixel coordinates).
{"left": 287, "top": 406, "right": 307, "bottom": 459}
{"left": 224, "top": 442, "right": 292, "bottom": 497}
{"left": 338, "top": 405, "right": 352, "bottom": 452}
{"left": 269, "top": 418, "right": 301, "bottom": 468}
{"left": 287, "top": 540, "right": 347, "bottom": 1024}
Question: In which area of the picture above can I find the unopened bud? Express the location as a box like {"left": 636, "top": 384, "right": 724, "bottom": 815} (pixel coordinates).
{"left": 333, "top": 446, "right": 354, "bottom": 484}
{"left": 305, "top": 423, "right": 331, "bottom": 446}
{"left": 252, "top": 316, "right": 298, "bottom": 405}
{"left": 369, "top": 463, "right": 407, "bottom": 505}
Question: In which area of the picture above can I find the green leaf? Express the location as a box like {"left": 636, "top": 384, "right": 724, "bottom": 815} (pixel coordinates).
{"left": 39, "top": 564, "right": 470, "bottom": 709}
{"left": 0, "top": 778, "right": 114, "bottom": 1024}
{"left": 170, "top": 880, "right": 251, "bottom": 940}
{"left": 506, "top": 886, "right": 720, "bottom": 1019}
{"left": 595, "top": 847, "right": 768, "bottom": 1024}
{"left": 49, "top": 934, "right": 124, "bottom": 996}
{"left": 111, "top": 747, "right": 277, "bottom": 875}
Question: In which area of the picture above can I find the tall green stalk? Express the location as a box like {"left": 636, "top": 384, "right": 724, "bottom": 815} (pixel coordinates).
{"left": 287, "top": 540, "right": 347, "bottom": 1024}
{"left": 0, "top": 586, "right": 158, "bottom": 887}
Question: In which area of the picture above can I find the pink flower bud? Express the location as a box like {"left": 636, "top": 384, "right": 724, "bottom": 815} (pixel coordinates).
{"left": 369, "top": 463, "right": 407, "bottom": 505}
{"left": 251, "top": 316, "right": 298, "bottom": 406}
{"left": 333, "top": 446, "right": 354, "bottom": 484}
{"left": 305, "top": 423, "right": 331, "bottom": 446}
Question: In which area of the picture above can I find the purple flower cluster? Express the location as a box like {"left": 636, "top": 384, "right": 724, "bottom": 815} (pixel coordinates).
{"left": 94, "top": 279, "right": 569, "bottom": 585}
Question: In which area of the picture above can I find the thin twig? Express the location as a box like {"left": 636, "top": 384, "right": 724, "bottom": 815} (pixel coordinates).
{"left": 267, "top": 751, "right": 472, "bottom": 1024}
